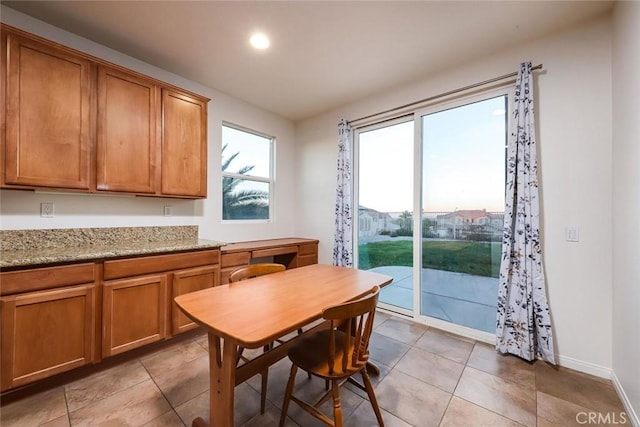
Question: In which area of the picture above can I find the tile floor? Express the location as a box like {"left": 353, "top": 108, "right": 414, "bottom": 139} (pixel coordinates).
{"left": 0, "top": 312, "right": 630, "bottom": 426}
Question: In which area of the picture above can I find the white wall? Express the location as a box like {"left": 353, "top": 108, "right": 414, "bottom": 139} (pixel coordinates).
{"left": 0, "top": 5, "right": 297, "bottom": 243}
{"left": 295, "top": 15, "right": 614, "bottom": 376}
{"left": 612, "top": 1, "right": 640, "bottom": 422}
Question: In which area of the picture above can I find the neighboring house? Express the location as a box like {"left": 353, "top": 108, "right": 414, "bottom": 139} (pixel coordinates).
{"left": 358, "top": 206, "right": 399, "bottom": 237}
{"left": 436, "top": 209, "right": 504, "bottom": 240}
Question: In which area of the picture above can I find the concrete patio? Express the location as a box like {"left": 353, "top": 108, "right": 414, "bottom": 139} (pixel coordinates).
{"left": 369, "top": 266, "right": 498, "bottom": 333}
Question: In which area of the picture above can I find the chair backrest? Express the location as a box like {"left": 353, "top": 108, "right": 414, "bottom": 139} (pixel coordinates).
{"left": 322, "top": 285, "right": 380, "bottom": 375}
{"left": 229, "top": 263, "right": 286, "bottom": 283}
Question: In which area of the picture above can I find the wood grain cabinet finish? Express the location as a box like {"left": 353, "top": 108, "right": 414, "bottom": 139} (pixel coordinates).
{"left": 96, "top": 66, "right": 160, "bottom": 194}
{"left": 1, "top": 25, "right": 209, "bottom": 198}
{"left": 297, "top": 243, "right": 319, "bottom": 267}
{"left": 0, "top": 283, "right": 97, "bottom": 391}
{"left": 220, "top": 252, "right": 251, "bottom": 285}
{"left": 102, "top": 249, "right": 220, "bottom": 356}
{"left": 171, "top": 265, "right": 219, "bottom": 335}
{"left": 218, "top": 239, "right": 320, "bottom": 284}
{"left": 102, "top": 274, "right": 168, "bottom": 357}
{"left": 3, "top": 32, "right": 91, "bottom": 190}
{"left": 161, "top": 90, "right": 208, "bottom": 198}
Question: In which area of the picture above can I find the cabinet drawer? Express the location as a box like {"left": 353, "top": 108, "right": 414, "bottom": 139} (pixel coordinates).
{"left": 252, "top": 246, "right": 297, "bottom": 259}
{"left": 298, "top": 254, "right": 318, "bottom": 267}
{"left": 104, "top": 250, "right": 219, "bottom": 280}
{"left": 220, "top": 252, "right": 250, "bottom": 268}
{"left": 298, "top": 243, "right": 317, "bottom": 256}
{"left": 0, "top": 263, "right": 96, "bottom": 296}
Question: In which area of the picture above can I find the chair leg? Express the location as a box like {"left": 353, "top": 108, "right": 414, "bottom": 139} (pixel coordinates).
{"left": 331, "top": 379, "right": 343, "bottom": 427}
{"left": 279, "top": 364, "right": 298, "bottom": 427}
{"left": 260, "top": 368, "right": 268, "bottom": 414}
{"left": 361, "top": 369, "right": 384, "bottom": 426}
{"left": 236, "top": 346, "right": 245, "bottom": 366}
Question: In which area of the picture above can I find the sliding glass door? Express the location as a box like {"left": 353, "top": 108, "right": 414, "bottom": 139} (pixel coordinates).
{"left": 420, "top": 94, "right": 507, "bottom": 333}
{"left": 355, "top": 90, "right": 508, "bottom": 334}
{"left": 356, "top": 118, "right": 414, "bottom": 313}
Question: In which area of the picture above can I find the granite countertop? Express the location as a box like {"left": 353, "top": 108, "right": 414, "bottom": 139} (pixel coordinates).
{"left": 0, "top": 226, "right": 224, "bottom": 269}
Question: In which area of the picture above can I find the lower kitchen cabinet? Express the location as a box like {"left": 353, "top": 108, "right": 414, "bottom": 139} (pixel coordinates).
{"left": 102, "top": 274, "right": 168, "bottom": 357}
{"left": 171, "top": 265, "right": 219, "bottom": 335}
{"left": 0, "top": 283, "right": 97, "bottom": 391}
{"left": 297, "top": 243, "right": 319, "bottom": 267}
{"left": 0, "top": 241, "right": 319, "bottom": 392}
{"left": 220, "top": 251, "right": 251, "bottom": 285}
{"left": 101, "top": 249, "right": 220, "bottom": 357}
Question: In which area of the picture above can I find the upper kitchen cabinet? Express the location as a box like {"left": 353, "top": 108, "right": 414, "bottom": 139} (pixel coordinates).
{"left": 96, "top": 66, "right": 160, "bottom": 194}
{"left": 161, "top": 90, "right": 207, "bottom": 198}
{"left": 2, "top": 31, "right": 92, "bottom": 190}
{"left": 0, "top": 25, "right": 209, "bottom": 198}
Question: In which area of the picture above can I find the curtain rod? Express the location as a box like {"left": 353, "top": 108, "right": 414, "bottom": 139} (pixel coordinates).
{"left": 349, "top": 64, "right": 543, "bottom": 125}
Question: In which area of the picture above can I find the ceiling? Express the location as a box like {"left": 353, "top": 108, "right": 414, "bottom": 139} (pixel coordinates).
{"left": 2, "top": 1, "right": 613, "bottom": 121}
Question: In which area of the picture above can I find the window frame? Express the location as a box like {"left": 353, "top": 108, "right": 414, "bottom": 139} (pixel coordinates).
{"left": 221, "top": 122, "right": 275, "bottom": 223}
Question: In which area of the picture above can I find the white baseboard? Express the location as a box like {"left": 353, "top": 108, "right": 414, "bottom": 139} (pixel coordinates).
{"left": 557, "top": 354, "right": 612, "bottom": 379}
{"left": 611, "top": 370, "right": 640, "bottom": 427}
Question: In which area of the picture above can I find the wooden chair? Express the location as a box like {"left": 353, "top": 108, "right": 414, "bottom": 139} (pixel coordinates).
{"left": 229, "top": 262, "right": 286, "bottom": 283}
{"left": 229, "top": 263, "right": 286, "bottom": 414}
{"left": 279, "top": 286, "right": 383, "bottom": 427}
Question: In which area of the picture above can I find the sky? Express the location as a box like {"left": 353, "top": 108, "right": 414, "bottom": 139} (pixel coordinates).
{"left": 221, "top": 125, "right": 271, "bottom": 178}
{"left": 358, "top": 95, "right": 507, "bottom": 213}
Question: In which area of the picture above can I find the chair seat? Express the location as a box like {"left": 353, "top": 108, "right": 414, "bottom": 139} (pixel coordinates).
{"left": 289, "top": 329, "right": 368, "bottom": 378}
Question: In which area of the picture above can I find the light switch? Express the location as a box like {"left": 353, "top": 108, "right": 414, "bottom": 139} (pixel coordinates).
{"left": 565, "top": 226, "right": 579, "bottom": 242}
{"left": 164, "top": 205, "right": 172, "bottom": 216}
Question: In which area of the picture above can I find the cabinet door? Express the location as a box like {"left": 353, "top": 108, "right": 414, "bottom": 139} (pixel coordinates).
{"left": 161, "top": 89, "right": 207, "bottom": 197}
{"left": 0, "top": 284, "right": 96, "bottom": 391}
{"left": 96, "top": 66, "right": 160, "bottom": 193}
{"left": 102, "top": 274, "right": 167, "bottom": 357}
{"left": 171, "top": 266, "right": 218, "bottom": 335}
{"left": 4, "top": 33, "right": 91, "bottom": 189}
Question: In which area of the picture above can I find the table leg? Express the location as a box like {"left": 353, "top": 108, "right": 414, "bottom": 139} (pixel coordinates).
{"left": 193, "top": 333, "right": 238, "bottom": 427}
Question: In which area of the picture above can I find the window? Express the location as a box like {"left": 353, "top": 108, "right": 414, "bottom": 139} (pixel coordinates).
{"left": 221, "top": 124, "right": 274, "bottom": 220}
{"left": 355, "top": 90, "right": 508, "bottom": 334}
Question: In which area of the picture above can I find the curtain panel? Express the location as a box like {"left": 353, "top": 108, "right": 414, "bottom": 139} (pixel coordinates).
{"left": 332, "top": 119, "right": 354, "bottom": 267}
{"left": 496, "top": 62, "right": 555, "bottom": 363}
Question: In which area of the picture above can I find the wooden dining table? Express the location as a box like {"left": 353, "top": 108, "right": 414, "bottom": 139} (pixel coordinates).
{"left": 174, "top": 263, "right": 393, "bottom": 427}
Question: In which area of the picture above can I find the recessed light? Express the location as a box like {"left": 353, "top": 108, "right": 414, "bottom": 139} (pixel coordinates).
{"left": 250, "top": 33, "right": 270, "bottom": 50}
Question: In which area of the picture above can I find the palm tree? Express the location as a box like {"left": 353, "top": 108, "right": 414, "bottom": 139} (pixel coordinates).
{"left": 222, "top": 144, "right": 269, "bottom": 220}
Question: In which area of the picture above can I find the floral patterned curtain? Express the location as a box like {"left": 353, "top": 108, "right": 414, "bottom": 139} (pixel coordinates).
{"left": 496, "top": 62, "right": 555, "bottom": 363}
{"left": 332, "top": 119, "right": 353, "bottom": 267}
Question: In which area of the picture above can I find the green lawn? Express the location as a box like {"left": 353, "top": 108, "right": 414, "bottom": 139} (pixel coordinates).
{"left": 358, "top": 239, "right": 502, "bottom": 278}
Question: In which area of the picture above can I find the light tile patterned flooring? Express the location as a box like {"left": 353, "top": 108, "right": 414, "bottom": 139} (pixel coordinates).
{"left": 0, "top": 312, "right": 629, "bottom": 426}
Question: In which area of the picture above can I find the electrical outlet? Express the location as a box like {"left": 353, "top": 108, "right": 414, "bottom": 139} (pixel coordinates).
{"left": 41, "top": 202, "right": 55, "bottom": 218}
{"left": 164, "top": 205, "right": 172, "bottom": 217}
